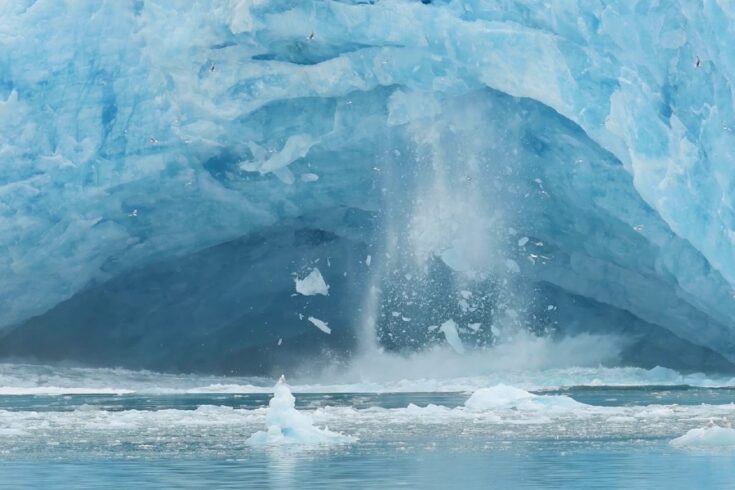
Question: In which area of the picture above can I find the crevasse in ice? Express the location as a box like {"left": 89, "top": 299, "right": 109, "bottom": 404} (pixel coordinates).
{"left": 2, "top": 1, "right": 735, "bottom": 373}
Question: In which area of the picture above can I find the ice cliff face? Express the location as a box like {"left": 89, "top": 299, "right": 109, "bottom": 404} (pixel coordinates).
{"left": 2, "top": 0, "right": 735, "bottom": 374}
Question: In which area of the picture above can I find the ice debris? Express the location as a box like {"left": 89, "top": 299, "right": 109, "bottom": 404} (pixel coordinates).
{"left": 294, "top": 268, "right": 329, "bottom": 296}
{"left": 671, "top": 424, "right": 735, "bottom": 451}
{"left": 307, "top": 316, "right": 331, "bottom": 334}
{"left": 439, "top": 319, "right": 465, "bottom": 354}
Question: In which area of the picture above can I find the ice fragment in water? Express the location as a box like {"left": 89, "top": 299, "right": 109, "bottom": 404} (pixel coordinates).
{"left": 671, "top": 424, "right": 735, "bottom": 450}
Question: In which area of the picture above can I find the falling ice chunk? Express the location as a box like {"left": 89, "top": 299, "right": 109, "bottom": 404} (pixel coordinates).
{"left": 294, "top": 268, "right": 329, "bottom": 296}
{"left": 439, "top": 319, "right": 465, "bottom": 354}
{"left": 468, "top": 322, "right": 481, "bottom": 332}
{"left": 505, "top": 259, "right": 520, "bottom": 274}
{"left": 366, "top": 255, "right": 372, "bottom": 266}
{"left": 307, "top": 316, "right": 331, "bottom": 334}
{"left": 301, "top": 173, "right": 319, "bottom": 182}
{"left": 277, "top": 338, "right": 283, "bottom": 346}
{"left": 458, "top": 299, "right": 470, "bottom": 312}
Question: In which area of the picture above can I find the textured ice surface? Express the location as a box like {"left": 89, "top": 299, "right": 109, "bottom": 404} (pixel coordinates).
{"left": 3, "top": 0, "right": 735, "bottom": 371}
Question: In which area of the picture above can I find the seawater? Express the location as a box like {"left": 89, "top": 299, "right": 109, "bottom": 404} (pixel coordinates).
{"left": 0, "top": 388, "right": 734, "bottom": 489}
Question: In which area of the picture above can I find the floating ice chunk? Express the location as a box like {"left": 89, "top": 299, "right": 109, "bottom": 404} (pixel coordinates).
{"left": 365, "top": 255, "right": 371, "bottom": 266}
{"left": 459, "top": 290, "right": 472, "bottom": 299}
{"left": 518, "top": 236, "right": 529, "bottom": 247}
{"left": 671, "top": 425, "right": 735, "bottom": 450}
{"left": 464, "top": 384, "right": 585, "bottom": 411}
{"left": 307, "top": 316, "right": 331, "bottom": 334}
{"left": 465, "top": 385, "right": 535, "bottom": 410}
{"left": 468, "top": 322, "right": 481, "bottom": 332}
{"left": 246, "top": 376, "right": 354, "bottom": 446}
{"left": 294, "top": 268, "right": 329, "bottom": 296}
{"left": 300, "top": 173, "right": 319, "bottom": 182}
{"left": 439, "top": 319, "right": 465, "bottom": 354}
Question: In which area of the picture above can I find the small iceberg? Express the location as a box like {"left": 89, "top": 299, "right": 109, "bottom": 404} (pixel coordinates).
{"left": 246, "top": 376, "right": 355, "bottom": 446}
{"left": 671, "top": 423, "right": 735, "bottom": 451}
{"left": 464, "top": 384, "right": 585, "bottom": 411}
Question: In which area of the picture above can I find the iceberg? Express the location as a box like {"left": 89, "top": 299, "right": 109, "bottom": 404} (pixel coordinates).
{"left": 671, "top": 424, "right": 735, "bottom": 451}
{"left": 464, "top": 384, "right": 584, "bottom": 411}
{"left": 1, "top": 1, "right": 735, "bottom": 374}
{"left": 246, "top": 376, "right": 354, "bottom": 446}
{"left": 439, "top": 320, "right": 465, "bottom": 355}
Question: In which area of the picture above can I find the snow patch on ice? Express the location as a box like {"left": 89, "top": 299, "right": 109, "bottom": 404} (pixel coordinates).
{"left": 464, "top": 384, "right": 585, "bottom": 412}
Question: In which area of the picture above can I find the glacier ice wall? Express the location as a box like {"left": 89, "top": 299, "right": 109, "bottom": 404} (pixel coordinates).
{"left": 2, "top": 0, "right": 735, "bottom": 372}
